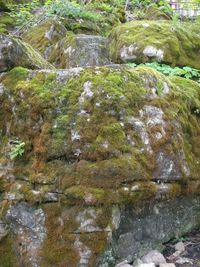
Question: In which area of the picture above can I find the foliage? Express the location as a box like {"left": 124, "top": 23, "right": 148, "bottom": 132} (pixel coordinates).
{"left": 8, "top": 0, "right": 41, "bottom": 27}
{"left": 9, "top": 140, "right": 25, "bottom": 160}
{"left": 45, "top": 0, "right": 103, "bottom": 21}
{"left": 128, "top": 62, "right": 200, "bottom": 81}
{"left": 130, "top": 0, "right": 172, "bottom": 15}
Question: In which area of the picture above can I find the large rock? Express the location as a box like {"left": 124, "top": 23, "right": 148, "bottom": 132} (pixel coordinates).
{"left": 0, "top": 34, "right": 54, "bottom": 72}
{"left": 109, "top": 21, "right": 200, "bottom": 69}
{"left": 0, "top": 65, "right": 199, "bottom": 266}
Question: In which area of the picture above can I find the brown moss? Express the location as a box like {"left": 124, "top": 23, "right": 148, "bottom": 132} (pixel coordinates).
{"left": 0, "top": 236, "right": 18, "bottom": 267}
{"left": 40, "top": 204, "right": 79, "bottom": 267}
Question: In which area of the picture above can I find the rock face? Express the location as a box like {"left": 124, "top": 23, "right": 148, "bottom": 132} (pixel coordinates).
{"left": 109, "top": 21, "right": 200, "bottom": 68}
{"left": 0, "top": 65, "right": 200, "bottom": 266}
{"left": 0, "top": 34, "right": 54, "bottom": 72}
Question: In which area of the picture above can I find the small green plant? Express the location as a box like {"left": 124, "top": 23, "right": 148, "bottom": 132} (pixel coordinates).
{"left": 9, "top": 140, "right": 25, "bottom": 160}
{"left": 128, "top": 62, "right": 200, "bottom": 81}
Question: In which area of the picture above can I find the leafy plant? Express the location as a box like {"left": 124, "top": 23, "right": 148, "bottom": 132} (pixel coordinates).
{"left": 9, "top": 140, "right": 25, "bottom": 160}
{"left": 128, "top": 62, "right": 200, "bottom": 81}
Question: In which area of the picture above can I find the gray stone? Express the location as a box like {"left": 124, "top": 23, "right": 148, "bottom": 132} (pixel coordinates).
{"left": 141, "top": 250, "right": 166, "bottom": 264}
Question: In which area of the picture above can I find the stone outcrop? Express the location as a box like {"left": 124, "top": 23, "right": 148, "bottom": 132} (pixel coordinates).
{"left": 0, "top": 65, "right": 199, "bottom": 266}
{"left": 109, "top": 21, "right": 200, "bottom": 69}
{"left": 0, "top": 34, "right": 54, "bottom": 72}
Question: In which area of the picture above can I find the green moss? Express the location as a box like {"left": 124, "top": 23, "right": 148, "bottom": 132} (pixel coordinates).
{"left": 2, "top": 67, "right": 30, "bottom": 88}
{"left": 40, "top": 204, "right": 79, "bottom": 267}
{"left": 0, "top": 237, "right": 17, "bottom": 267}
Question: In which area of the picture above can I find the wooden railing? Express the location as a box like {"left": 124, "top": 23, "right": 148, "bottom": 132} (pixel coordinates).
{"left": 169, "top": 1, "right": 200, "bottom": 18}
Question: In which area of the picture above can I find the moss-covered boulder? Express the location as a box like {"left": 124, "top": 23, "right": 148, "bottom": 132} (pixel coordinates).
{"left": 0, "top": 34, "right": 54, "bottom": 72}
{"left": 22, "top": 19, "right": 67, "bottom": 60}
{"left": 109, "top": 20, "right": 200, "bottom": 68}
{"left": 0, "top": 66, "right": 200, "bottom": 266}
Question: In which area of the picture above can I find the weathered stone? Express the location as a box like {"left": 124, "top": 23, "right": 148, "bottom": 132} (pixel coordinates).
{"left": 141, "top": 250, "right": 166, "bottom": 264}
{"left": 0, "top": 34, "right": 54, "bottom": 72}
